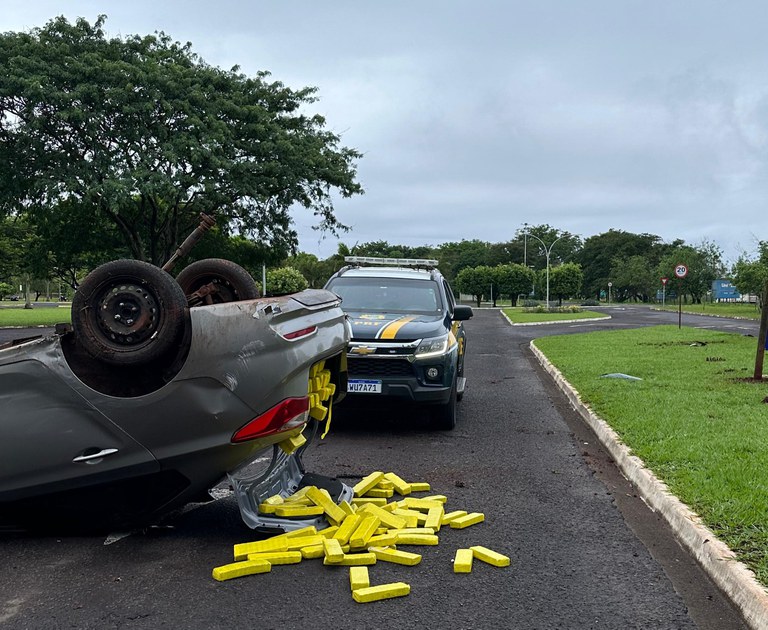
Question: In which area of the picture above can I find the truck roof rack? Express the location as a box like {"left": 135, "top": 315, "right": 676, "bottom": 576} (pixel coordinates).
{"left": 343, "top": 256, "right": 438, "bottom": 269}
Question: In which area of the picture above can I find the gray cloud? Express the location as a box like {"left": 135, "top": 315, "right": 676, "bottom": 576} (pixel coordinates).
{"left": 5, "top": 0, "right": 768, "bottom": 263}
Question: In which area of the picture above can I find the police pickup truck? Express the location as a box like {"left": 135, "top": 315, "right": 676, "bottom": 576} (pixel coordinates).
{"left": 324, "top": 256, "right": 472, "bottom": 429}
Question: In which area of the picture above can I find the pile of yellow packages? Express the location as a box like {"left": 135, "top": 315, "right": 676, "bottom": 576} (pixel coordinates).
{"left": 212, "top": 471, "right": 510, "bottom": 603}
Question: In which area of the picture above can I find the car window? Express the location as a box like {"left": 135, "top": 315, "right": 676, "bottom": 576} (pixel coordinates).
{"left": 327, "top": 277, "right": 442, "bottom": 314}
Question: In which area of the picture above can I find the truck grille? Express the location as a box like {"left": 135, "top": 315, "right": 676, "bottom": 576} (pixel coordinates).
{"left": 347, "top": 357, "right": 414, "bottom": 377}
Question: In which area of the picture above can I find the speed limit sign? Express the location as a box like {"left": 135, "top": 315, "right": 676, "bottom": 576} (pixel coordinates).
{"left": 674, "top": 264, "right": 688, "bottom": 279}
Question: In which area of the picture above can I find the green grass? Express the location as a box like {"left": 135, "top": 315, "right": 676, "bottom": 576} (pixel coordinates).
{"left": 654, "top": 302, "right": 761, "bottom": 319}
{"left": 535, "top": 325, "right": 768, "bottom": 583}
{"left": 0, "top": 304, "right": 71, "bottom": 327}
{"left": 502, "top": 308, "right": 607, "bottom": 323}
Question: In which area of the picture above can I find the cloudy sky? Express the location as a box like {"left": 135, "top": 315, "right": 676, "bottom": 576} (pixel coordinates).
{"left": 5, "top": 1, "right": 768, "bottom": 264}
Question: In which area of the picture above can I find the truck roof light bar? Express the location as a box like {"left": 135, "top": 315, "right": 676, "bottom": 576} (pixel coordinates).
{"left": 344, "top": 256, "right": 439, "bottom": 268}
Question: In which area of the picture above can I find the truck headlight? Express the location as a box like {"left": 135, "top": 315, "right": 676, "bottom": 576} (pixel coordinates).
{"left": 415, "top": 334, "right": 451, "bottom": 359}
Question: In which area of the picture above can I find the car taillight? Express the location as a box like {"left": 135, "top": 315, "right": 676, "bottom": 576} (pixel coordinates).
{"left": 282, "top": 325, "right": 317, "bottom": 341}
{"left": 232, "top": 397, "right": 310, "bottom": 443}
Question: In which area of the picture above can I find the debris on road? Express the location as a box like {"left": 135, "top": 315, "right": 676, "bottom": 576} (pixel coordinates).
{"left": 213, "top": 471, "right": 510, "bottom": 603}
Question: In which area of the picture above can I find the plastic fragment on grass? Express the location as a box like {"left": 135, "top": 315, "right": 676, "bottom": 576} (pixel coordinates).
{"left": 600, "top": 373, "right": 642, "bottom": 381}
{"left": 352, "top": 582, "right": 411, "bottom": 603}
{"left": 470, "top": 545, "right": 510, "bottom": 567}
{"left": 453, "top": 549, "right": 473, "bottom": 573}
{"left": 212, "top": 559, "right": 271, "bottom": 581}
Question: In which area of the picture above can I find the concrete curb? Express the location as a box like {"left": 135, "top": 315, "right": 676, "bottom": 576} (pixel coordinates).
{"left": 499, "top": 310, "right": 611, "bottom": 327}
{"left": 530, "top": 340, "right": 768, "bottom": 629}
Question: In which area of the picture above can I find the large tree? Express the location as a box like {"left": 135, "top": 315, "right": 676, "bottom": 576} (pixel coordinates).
{"left": 0, "top": 16, "right": 363, "bottom": 267}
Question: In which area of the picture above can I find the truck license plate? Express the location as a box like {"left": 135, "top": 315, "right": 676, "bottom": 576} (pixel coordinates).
{"left": 348, "top": 379, "right": 382, "bottom": 394}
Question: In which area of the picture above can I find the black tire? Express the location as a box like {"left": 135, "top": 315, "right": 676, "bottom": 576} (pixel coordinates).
{"left": 176, "top": 258, "right": 259, "bottom": 305}
{"left": 71, "top": 259, "right": 188, "bottom": 366}
{"left": 433, "top": 380, "right": 457, "bottom": 430}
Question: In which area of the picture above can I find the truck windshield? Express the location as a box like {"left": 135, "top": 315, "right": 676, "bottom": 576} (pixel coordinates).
{"left": 326, "top": 278, "right": 442, "bottom": 315}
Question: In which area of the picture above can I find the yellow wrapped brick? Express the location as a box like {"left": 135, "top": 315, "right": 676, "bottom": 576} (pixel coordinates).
{"left": 423, "top": 494, "right": 448, "bottom": 504}
{"left": 318, "top": 525, "right": 340, "bottom": 539}
{"left": 442, "top": 510, "right": 468, "bottom": 525}
{"left": 365, "top": 533, "right": 398, "bottom": 548}
{"left": 212, "top": 559, "right": 271, "bottom": 581}
{"left": 453, "top": 549, "right": 473, "bottom": 573}
{"left": 369, "top": 546, "right": 422, "bottom": 566}
{"left": 339, "top": 501, "right": 357, "bottom": 516}
{"left": 383, "top": 472, "right": 412, "bottom": 496}
{"left": 363, "top": 487, "right": 394, "bottom": 499}
{"left": 424, "top": 506, "right": 444, "bottom": 532}
{"left": 323, "top": 552, "right": 376, "bottom": 566}
{"left": 387, "top": 527, "right": 434, "bottom": 536}
{"left": 233, "top": 537, "right": 288, "bottom": 561}
{"left": 274, "top": 504, "right": 324, "bottom": 518}
{"left": 349, "top": 515, "right": 381, "bottom": 549}
{"left": 357, "top": 503, "right": 407, "bottom": 530}
{"left": 284, "top": 535, "right": 325, "bottom": 551}
{"left": 333, "top": 514, "right": 362, "bottom": 545}
{"left": 246, "top": 551, "right": 302, "bottom": 565}
{"left": 306, "top": 486, "right": 346, "bottom": 523}
{"left": 352, "top": 471, "right": 385, "bottom": 496}
{"left": 449, "top": 512, "right": 485, "bottom": 529}
{"left": 393, "top": 533, "right": 439, "bottom": 546}
{"left": 408, "top": 482, "right": 431, "bottom": 492}
{"left": 352, "top": 582, "right": 410, "bottom": 603}
{"left": 322, "top": 538, "right": 345, "bottom": 563}
{"left": 403, "top": 497, "right": 443, "bottom": 510}
{"left": 375, "top": 478, "right": 395, "bottom": 490}
{"left": 351, "top": 497, "right": 387, "bottom": 507}
{"left": 301, "top": 544, "right": 325, "bottom": 559}
{"left": 285, "top": 526, "right": 318, "bottom": 538}
{"left": 470, "top": 545, "right": 511, "bottom": 567}
{"left": 278, "top": 432, "right": 307, "bottom": 454}
{"left": 349, "top": 566, "right": 370, "bottom": 591}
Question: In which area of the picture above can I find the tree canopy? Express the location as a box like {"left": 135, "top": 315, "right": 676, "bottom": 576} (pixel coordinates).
{"left": 0, "top": 16, "right": 363, "bottom": 266}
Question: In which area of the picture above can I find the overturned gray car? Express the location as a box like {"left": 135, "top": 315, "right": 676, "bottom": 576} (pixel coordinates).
{"left": 0, "top": 256, "right": 350, "bottom": 533}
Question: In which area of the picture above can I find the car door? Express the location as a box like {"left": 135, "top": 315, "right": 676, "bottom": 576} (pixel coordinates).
{"left": 0, "top": 359, "right": 159, "bottom": 500}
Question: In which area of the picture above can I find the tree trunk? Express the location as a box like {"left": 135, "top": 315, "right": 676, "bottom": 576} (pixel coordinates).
{"left": 753, "top": 280, "right": 768, "bottom": 380}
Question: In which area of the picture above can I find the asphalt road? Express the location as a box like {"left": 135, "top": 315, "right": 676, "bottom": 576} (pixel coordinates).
{"left": 0, "top": 307, "right": 755, "bottom": 629}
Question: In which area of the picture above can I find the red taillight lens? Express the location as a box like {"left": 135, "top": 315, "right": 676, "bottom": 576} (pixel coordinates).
{"left": 283, "top": 325, "right": 317, "bottom": 340}
{"left": 232, "top": 397, "right": 310, "bottom": 443}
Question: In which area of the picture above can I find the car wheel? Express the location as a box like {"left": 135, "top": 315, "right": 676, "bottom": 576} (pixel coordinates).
{"left": 176, "top": 258, "right": 259, "bottom": 305}
{"left": 433, "top": 379, "right": 457, "bottom": 430}
{"left": 71, "top": 259, "right": 188, "bottom": 366}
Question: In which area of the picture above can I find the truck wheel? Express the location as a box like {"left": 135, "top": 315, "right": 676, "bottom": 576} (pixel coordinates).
{"left": 176, "top": 258, "right": 259, "bottom": 305}
{"left": 71, "top": 260, "right": 188, "bottom": 366}
{"left": 433, "top": 380, "right": 457, "bottom": 430}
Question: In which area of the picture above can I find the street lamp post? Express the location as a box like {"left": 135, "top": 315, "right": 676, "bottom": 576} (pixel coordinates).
{"left": 525, "top": 230, "right": 563, "bottom": 308}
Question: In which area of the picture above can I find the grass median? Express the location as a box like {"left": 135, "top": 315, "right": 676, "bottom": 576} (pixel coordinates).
{"left": 534, "top": 325, "right": 768, "bottom": 584}
{"left": 0, "top": 304, "right": 71, "bottom": 327}
{"left": 502, "top": 308, "right": 606, "bottom": 324}
{"left": 653, "top": 302, "right": 760, "bottom": 320}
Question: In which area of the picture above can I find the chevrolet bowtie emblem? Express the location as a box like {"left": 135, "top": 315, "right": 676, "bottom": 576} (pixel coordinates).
{"left": 350, "top": 346, "right": 377, "bottom": 355}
